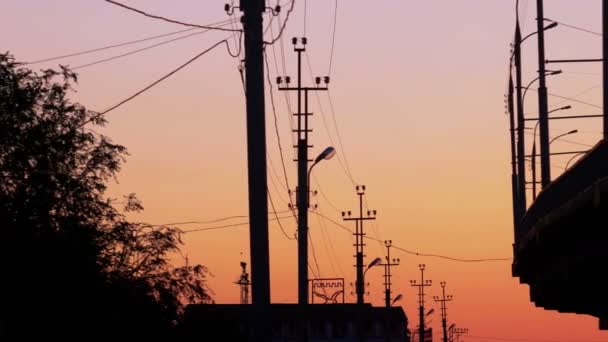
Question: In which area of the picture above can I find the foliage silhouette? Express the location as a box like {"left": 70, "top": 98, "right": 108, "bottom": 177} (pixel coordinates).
{"left": 0, "top": 52, "right": 211, "bottom": 340}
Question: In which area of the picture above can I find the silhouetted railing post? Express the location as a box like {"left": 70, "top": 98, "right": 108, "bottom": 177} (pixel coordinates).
{"left": 536, "top": 0, "right": 552, "bottom": 188}
{"left": 604, "top": 0, "right": 608, "bottom": 139}
{"left": 514, "top": 22, "right": 527, "bottom": 218}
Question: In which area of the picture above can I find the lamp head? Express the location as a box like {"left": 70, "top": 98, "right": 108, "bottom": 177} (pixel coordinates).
{"left": 545, "top": 21, "right": 558, "bottom": 30}
{"left": 392, "top": 294, "right": 403, "bottom": 305}
{"left": 314, "top": 146, "right": 336, "bottom": 163}
{"left": 367, "top": 257, "right": 383, "bottom": 269}
{"left": 568, "top": 129, "right": 578, "bottom": 135}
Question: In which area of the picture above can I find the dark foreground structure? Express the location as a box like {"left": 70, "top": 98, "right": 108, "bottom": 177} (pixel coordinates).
{"left": 182, "top": 303, "right": 409, "bottom": 341}
{"left": 512, "top": 140, "right": 608, "bottom": 329}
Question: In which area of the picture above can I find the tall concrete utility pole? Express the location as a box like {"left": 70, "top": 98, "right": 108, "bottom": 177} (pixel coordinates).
{"left": 343, "top": 185, "right": 377, "bottom": 305}
{"left": 382, "top": 240, "right": 400, "bottom": 308}
{"left": 536, "top": 0, "right": 551, "bottom": 188}
{"left": 240, "top": 0, "right": 270, "bottom": 340}
{"left": 410, "top": 264, "right": 432, "bottom": 342}
{"left": 277, "top": 38, "right": 329, "bottom": 306}
{"left": 434, "top": 282, "right": 453, "bottom": 342}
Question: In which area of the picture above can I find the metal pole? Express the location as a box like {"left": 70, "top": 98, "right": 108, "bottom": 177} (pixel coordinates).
{"left": 296, "top": 49, "right": 309, "bottom": 307}
{"left": 357, "top": 192, "right": 364, "bottom": 305}
{"left": 536, "top": 0, "right": 552, "bottom": 187}
{"left": 514, "top": 23, "right": 527, "bottom": 213}
{"left": 508, "top": 75, "right": 520, "bottom": 232}
{"left": 441, "top": 285, "right": 448, "bottom": 342}
{"left": 420, "top": 268, "right": 425, "bottom": 342}
{"left": 604, "top": 0, "right": 608, "bottom": 139}
{"left": 241, "top": 1, "right": 270, "bottom": 341}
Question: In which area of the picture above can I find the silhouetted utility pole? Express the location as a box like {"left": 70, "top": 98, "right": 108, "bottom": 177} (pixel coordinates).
{"left": 240, "top": 1, "right": 270, "bottom": 340}
{"left": 536, "top": 0, "right": 551, "bottom": 188}
{"left": 514, "top": 20, "right": 527, "bottom": 217}
{"left": 381, "top": 240, "right": 399, "bottom": 308}
{"left": 343, "top": 185, "right": 377, "bottom": 305}
{"left": 433, "top": 282, "right": 453, "bottom": 342}
{"left": 604, "top": 0, "right": 608, "bottom": 139}
{"left": 453, "top": 328, "right": 469, "bottom": 342}
{"left": 235, "top": 261, "right": 251, "bottom": 304}
{"left": 410, "top": 264, "right": 432, "bottom": 342}
{"left": 278, "top": 37, "right": 329, "bottom": 307}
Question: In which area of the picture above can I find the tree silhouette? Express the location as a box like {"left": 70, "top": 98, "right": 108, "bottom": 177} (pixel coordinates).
{"left": 0, "top": 53, "right": 211, "bottom": 340}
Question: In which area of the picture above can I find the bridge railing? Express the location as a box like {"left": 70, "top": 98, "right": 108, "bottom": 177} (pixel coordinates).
{"left": 516, "top": 139, "right": 608, "bottom": 245}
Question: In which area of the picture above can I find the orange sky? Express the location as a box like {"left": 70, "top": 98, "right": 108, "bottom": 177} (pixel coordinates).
{"left": 3, "top": 0, "right": 608, "bottom": 340}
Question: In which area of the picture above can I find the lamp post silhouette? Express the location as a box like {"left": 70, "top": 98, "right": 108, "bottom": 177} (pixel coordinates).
{"left": 530, "top": 105, "right": 572, "bottom": 199}
{"left": 410, "top": 264, "right": 432, "bottom": 342}
{"left": 391, "top": 294, "right": 403, "bottom": 306}
{"left": 512, "top": 7, "right": 559, "bottom": 220}
{"left": 364, "top": 257, "right": 383, "bottom": 279}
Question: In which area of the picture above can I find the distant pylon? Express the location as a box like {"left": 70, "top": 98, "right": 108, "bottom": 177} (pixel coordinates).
{"left": 235, "top": 261, "right": 251, "bottom": 304}
{"left": 433, "top": 282, "right": 453, "bottom": 342}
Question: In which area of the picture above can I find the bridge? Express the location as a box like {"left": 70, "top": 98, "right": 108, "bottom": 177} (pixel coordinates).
{"left": 509, "top": 0, "right": 608, "bottom": 329}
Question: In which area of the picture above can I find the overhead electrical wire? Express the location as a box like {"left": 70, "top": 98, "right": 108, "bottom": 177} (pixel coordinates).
{"left": 308, "top": 230, "right": 324, "bottom": 279}
{"left": 264, "top": 49, "right": 297, "bottom": 223}
{"left": 70, "top": 24, "right": 236, "bottom": 70}
{"left": 180, "top": 215, "right": 293, "bottom": 233}
{"left": 81, "top": 38, "right": 233, "bottom": 128}
{"left": 525, "top": 88, "right": 602, "bottom": 109}
{"left": 314, "top": 208, "right": 343, "bottom": 276}
{"left": 265, "top": 0, "right": 295, "bottom": 45}
{"left": 303, "top": 52, "right": 357, "bottom": 186}
{"left": 310, "top": 211, "right": 513, "bottom": 263}
{"left": 23, "top": 26, "right": 195, "bottom": 65}
{"left": 545, "top": 18, "right": 602, "bottom": 36}
{"left": 150, "top": 210, "right": 292, "bottom": 227}
{"left": 269, "top": 189, "right": 296, "bottom": 240}
{"left": 104, "top": 0, "right": 240, "bottom": 32}
{"left": 328, "top": 0, "right": 338, "bottom": 76}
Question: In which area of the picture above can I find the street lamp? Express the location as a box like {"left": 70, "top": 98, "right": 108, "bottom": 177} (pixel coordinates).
{"left": 307, "top": 146, "right": 336, "bottom": 202}
{"left": 565, "top": 151, "right": 587, "bottom": 170}
{"left": 364, "top": 257, "right": 383, "bottom": 276}
{"left": 522, "top": 70, "right": 562, "bottom": 105}
{"left": 530, "top": 105, "right": 572, "bottom": 199}
{"left": 391, "top": 294, "right": 403, "bottom": 306}
{"left": 511, "top": 18, "right": 559, "bottom": 218}
{"left": 549, "top": 129, "right": 578, "bottom": 145}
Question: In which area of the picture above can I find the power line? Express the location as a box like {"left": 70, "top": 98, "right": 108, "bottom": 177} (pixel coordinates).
{"left": 269, "top": 189, "right": 296, "bottom": 240}
{"left": 71, "top": 26, "right": 235, "bottom": 70}
{"left": 525, "top": 88, "right": 602, "bottom": 109}
{"left": 313, "top": 176, "right": 342, "bottom": 213}
{"left": 104, "top": 0, "right": 240, "bottom": 32}
{"left": 265, "top": 0, "right": 295, "bottom": 45}
{"left": 314, "top": 207, "right": 344, "bottom": 276}
{"left": 310, "top": 211, "right": 513, "bottom": 263}
{"left": 308, "top": 230, "right": 324, "bottom": 278}
{"left": 180, "top": 215, "right": 293, "bottom": 233}
{"left": 264, "top": 48, "right": 297, "bottom": 223}
{"left": 82, "top": 39, "right": 232, "bottom": 128}
{"left": 150, "top": 210, "right": 293, "bottom": 227}
{"left": 303, "top": 0, "right": 308, "bottom": 37}
{"left": 328, "top": 0, "right": 339, "bottom": 76}
{"left": 545, "top": 18, "right": 602, "bottom": 36}
{"left": 303, "top": 52, "right": 357, "bottom": 186}
{"left": 23, "top": 27, "right": 193, "bottom": 65}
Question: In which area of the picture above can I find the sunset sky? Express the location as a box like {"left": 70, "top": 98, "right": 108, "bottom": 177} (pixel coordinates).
{"left": 3, "top": 0, "right": 608, "bottom": 340}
